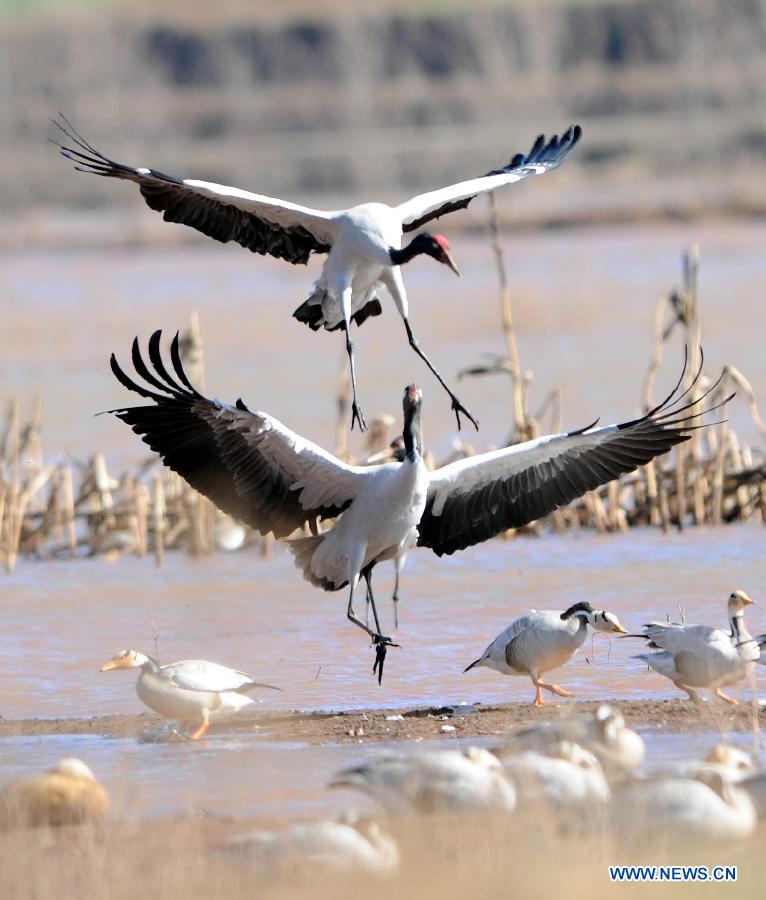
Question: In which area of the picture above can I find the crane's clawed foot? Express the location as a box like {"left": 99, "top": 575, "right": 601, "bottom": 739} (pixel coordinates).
{"left": 450, "top": 395, "right": 479, "bottom": 432}
{"left": 371, "top": 634, "right": 400, "bottom": 685}
{"left": 351, "top": 401, "right": 368, "bottom": 432}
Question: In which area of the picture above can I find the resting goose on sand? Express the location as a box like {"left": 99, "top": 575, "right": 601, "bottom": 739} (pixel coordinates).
{"left": 611, "top": 769, "right": 757, "bottom": 846}
{"left": 630, "top": 590, "right": 759, "bottom": 704}
{"left": 329, "top": 747, "right": 516, "bottom": 815}
{"left": 0, "top": 758, "right": 110, "bottom": 829}
{"left": 222, "top": 818, "right": 399, "bottom": 878}
{"left": 498, "top": 741, "right": 610, "bottom": 821}
{"left": 497, "top": 705, "right": 645, "bottom": 778}
{"left": 640, "top": 744, "right": 755, "bottom": 783}
{"left": 464, "top": 601, "right": 627, "bottom": 705}
{"left": 100, "top": 649, "right": 280, "bottom": 739}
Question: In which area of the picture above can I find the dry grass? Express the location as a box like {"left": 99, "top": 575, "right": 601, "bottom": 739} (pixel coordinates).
{"left": 0, "top": 810, "right": 764, "bottom": 900}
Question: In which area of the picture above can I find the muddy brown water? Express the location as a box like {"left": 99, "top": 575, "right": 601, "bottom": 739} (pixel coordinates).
{"left": 1, "top": 222, "right": 765, "bottom": 820}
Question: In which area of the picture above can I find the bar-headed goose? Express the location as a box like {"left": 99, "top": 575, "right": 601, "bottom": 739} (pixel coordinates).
{"left": 222, "top": 818, "right": 399, "bottom": 878}
{"left": 329, "top": 747, "right": 516, "bottom": 815}
{"left": 611, "top": 769, "right": 757, "bottom": 846}
{"left": 631, "top": 590, "right": 759, "bottom": 704}
{"left": 498, "top": 741, "right": 610, "bottom": 821}
{"left": 638, "top": 744, "right": 755, "bottom": 783}
{"left": 497, "top": 705, "right": 645, "bottom": 778}
{"left": 100, "top": 649, "right": 280, "bottom": 739}
{"left": 464, "top": 601, "right": 627, "bottom": 705}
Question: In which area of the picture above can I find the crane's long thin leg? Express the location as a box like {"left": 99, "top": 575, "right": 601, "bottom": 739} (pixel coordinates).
{"left": 340, "top": 287, "right": 367, "bottom": 432}
{"left": 392, "top": 559, "right": 401, "bottom": 629}
{"left": 403, "top": 319, "right": 478, "bottom": 431}
{"left": 362, "top": 567, "right": 396, "bottom": 684}
{"left": 346, "top": 571, "right": 399, "bottom": 684}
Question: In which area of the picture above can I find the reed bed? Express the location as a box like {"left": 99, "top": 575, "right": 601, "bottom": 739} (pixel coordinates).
{"left": 1, "top": 245, "right": 764, "bottom": 573}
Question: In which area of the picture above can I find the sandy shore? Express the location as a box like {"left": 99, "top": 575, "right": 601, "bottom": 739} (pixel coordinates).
{"left": 2, "top": 699, "right": 762, "bottom": 742}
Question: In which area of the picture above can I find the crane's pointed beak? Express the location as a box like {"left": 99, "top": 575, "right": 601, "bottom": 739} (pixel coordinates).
{"left": 443, "top": 251, "right": 460, "bottom": 277}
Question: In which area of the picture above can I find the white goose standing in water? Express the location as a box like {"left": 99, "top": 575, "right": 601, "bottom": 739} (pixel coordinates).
{"left": 109, "top": 333, "right": 727, "bottom": 681}
{"left": 100, "top": 649, "right": 280, "bottom": 739}
{"left": 464, "top": 601, "right": 627, "bottom": 705}
{"left": 55, "top": 115, "right": 581, "bottom": 431}
{"left": 630, "top": 590, "right": 759, "bottom": 704}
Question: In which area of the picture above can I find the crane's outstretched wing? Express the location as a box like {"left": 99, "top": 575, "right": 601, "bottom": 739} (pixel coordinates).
{"left": 396, "top": 125, "right": 582, "bottom": 233}
{"left": 419, "top": 356, "right": 731, "bottom": 556}
{"left": 54, "top": 115, "right": 337, "bottom": 265}
{"left": 109, "top": 331, "right": 366, "bottom": 538}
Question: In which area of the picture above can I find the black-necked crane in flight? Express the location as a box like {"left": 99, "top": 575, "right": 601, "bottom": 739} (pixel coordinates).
{"left": 55, "top": 116, "right": 582, "bottom": 432}
{"left": 109, "top": 331, "right": 728, "bottom": 683}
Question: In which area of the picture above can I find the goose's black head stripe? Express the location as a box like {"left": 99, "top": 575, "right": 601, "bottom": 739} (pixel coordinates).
{"left": 561, "top": 601, "right": 595, "bottom": 620}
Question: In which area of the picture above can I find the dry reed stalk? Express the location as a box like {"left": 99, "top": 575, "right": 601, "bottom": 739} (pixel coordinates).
{"left": 335, "top": 352, "right": 350, "bottom": 461}
{"left": 60, "top": 464, "right": 76, "bottom": 551}
{"left": 606, "top": 480, "right": 620, "bottom": 531}
{"left": 684, "top": 246, "right": 705, "bottom": 525}
{"left": 1, "top": 399, "right": 20, "bottom": 487}
{"left": 642, "top": 294, "right": 669, "bottom": 413}
{"left": 6, "top": 468, "right": 52, "bottom": 571}
{"left": 487, "top": 192, "right": 530, "bottom": 441}
{"left": 261, "top": 532, "right": 275, "bottom": 559}
{"left": 583, "top": 490, "right": 607, "bottom": 533}
{"left": 181, "top": 310, "right": 206, "bottom": 392}
{"left": 726, "top": 431, "right": 752, "bottom": 518}
{"left": 657, "top": 476, "right": 671, "bottom": 531}
{"left": 740, "top": 445, "right": 761, "bottom": 521}
{"left": 92, "top": 453, "right": 114, "bottom": 512}
{"left": 134, "top": 481, "right": 149, "bottom": 557}
{"left": 711, "top": 419, "right": 728, "bottom": 526}
{"left": 549, "top": 509, "right": 567, "bottom": 533}
{"left": 643, "top": 461, "right": 661, "bottom": 526}
{"left": 153, "top": 474, "right": 165, "bottom": 566}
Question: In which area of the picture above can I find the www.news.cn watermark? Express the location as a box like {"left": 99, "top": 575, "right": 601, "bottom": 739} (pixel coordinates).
{"left": 609, "top": 865, "right": 737, "bottom": 882}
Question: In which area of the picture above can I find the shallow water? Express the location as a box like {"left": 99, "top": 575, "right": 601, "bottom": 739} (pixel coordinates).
{"left": 1, "top": 523, "right": 764, "bottom": 719}
{"left": 0, "top": 725, "right": 759, "bottom": 822}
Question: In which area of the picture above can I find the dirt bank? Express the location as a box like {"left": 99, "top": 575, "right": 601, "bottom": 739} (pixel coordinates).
{"left": 2, "top": 699, "right": 762, "bottom": 743}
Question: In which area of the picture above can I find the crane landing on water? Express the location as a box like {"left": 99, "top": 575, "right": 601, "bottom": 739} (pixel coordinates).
{"left": 109, "top": 332, "right": 728, "bottom": 683}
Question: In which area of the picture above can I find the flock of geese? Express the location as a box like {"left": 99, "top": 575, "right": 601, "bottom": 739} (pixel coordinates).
{"left": 0, "top": 115, "right": 752, "bottom": 872}
{"left": 3, "top": 706, "right": 766, "bottom": 874}
{"left": 91, "top": 589, "right": 762, "bottom": 740}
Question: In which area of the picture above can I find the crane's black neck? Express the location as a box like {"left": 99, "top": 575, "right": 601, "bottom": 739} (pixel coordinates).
{"left": 389, "top": 234, "right": 430, "bottom": 267}
{"left": 403, "top": 404, "right": 423, "bottom": 462}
